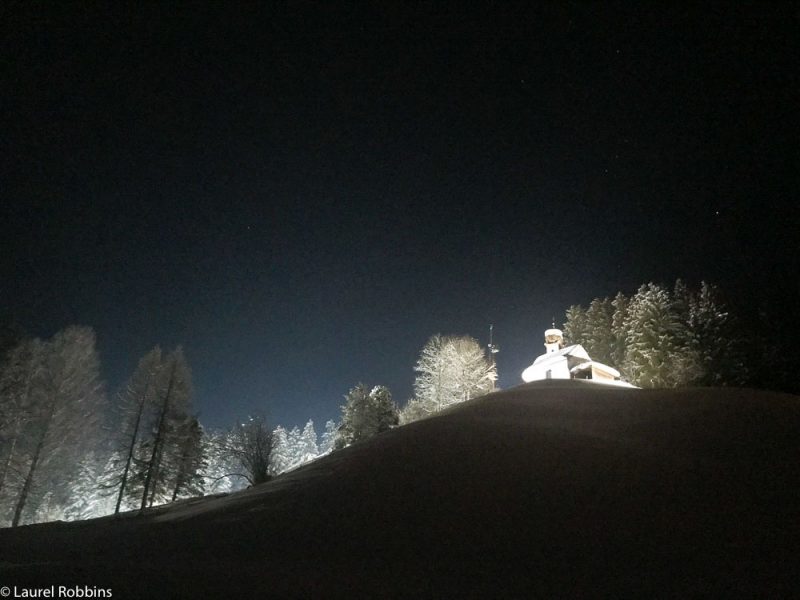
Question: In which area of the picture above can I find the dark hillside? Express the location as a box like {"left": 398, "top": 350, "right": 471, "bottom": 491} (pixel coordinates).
{"left": 2, "top": 381, "right": 798, "bottom": 597}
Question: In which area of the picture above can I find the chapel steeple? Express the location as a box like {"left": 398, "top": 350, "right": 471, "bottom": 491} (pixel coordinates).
{"left": 543, "top": 328, "right": 564, "bottom": 354}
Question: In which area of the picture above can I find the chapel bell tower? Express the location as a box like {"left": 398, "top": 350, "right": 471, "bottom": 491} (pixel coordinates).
{"left": 544, "top": 328, "right": 564, "bottom": 354}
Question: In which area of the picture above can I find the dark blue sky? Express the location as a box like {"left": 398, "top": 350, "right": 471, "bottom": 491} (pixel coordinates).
{"left": 2, "top": 3, "right": 797, "bottom": 429}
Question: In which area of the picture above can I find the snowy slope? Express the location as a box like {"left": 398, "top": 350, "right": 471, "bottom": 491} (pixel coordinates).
{"left": 2, "top": 380, "right": 798, "bottom": 598}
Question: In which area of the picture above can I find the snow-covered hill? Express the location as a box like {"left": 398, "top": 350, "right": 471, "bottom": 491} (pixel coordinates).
{"left": 2, "top": 381, "right": 798, "bottom": 597}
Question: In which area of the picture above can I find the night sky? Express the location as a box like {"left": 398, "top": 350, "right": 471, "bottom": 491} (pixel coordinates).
{"left": 2, "top": 3, "right": 797, "bottom": 429}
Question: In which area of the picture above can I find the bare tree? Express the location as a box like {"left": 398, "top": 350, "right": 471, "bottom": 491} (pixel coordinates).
{"left": 227, "top": 415, "right": 274, "bottom": 486}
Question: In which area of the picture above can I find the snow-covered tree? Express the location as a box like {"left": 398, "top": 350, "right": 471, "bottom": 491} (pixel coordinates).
{"left": 202, "top": 429, "right": 248, "bottom": 493}
{"left": 450, "top": 338, "right": 496, "bottom": 403}
{"left": 584, "top": 298, "right": 614, "bottom": 365}
{"left": 63, "top": 453, "right": 113, "bottom": 521}
{"left": 294, "top": 420, "right": 319, "bottom": 468}
{"left": 32, "top": 491, "right": 66, "bottom": 523}
{"left": 125, "top": 347, "right": 194, "bottom": 510}
{"left": 335, "top": 384, "right": 398, "bottom": 449}
{"left": 105, "top": 347, "right": 163, "bottom": 515}
{"left": 318, "top": 420, "right": 338, "bottom": 456}
{"left": 398, "top": 398, "right": 430, "bottom": 425}
{"left": 688, "top": 281, "right": 748, "bottom": 387}
{"left": 414, "top": 335, "right": 451, "bottom": 415}
{"left": 561, "top": 281, "right": 748, "bottom": 388}
{"left": 563, "top": 306, "right": 590, "bottom": 347}
{"left": 0, "top": 338, "right": 44, "bottom": 515}
{"left": 610, "top": 292, "right": 629, "bottom": 372}
{"left": 622, "top": 283, "right": 702, "bottom": 388}
{"left": 97, "top": 452, "right": 133, "bottom": 512}
{"left": 169, "top": 417, "right": 206, "bottom": 501}
{"left": 407, "top": 334, "right": 495, "bottom": 422}
{"left": 226, "top": 414, "right": 274, "bottom": 485}
{"left": 267, "top": 420, "right": 322, "bottom": 475}
{"left": 10, "top": 326, "right": 106, "bottom": 526}
{"left": 563, "top": 298, "right": 616, "bottom": 368}
{"left": 285, "top": 426, "right": 302, "bottom": 467}
{"left": 269, "top": 426, "right": 292, "bottom": 476}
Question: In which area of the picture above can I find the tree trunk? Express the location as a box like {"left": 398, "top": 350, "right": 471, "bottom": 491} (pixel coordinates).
{"left": 170, "top": 474, "right": 181, "bottom": 503}
{"left": 170, "top": 427, "right": 193, "bottom": 503}
{"left": 12, "top": 404, "right": 55, "bottom": 527}
{"left": 170, "top": 451, "right": 186, "bottom": 503}
{"left": 3, "top": 365, "right": 34, "bottom": 497}
{"left": 0, "top": 432, "right": 17, "bottom": 495}
{"left": 140, "top": 361, "right": 176, "bottom": 511}
{"left": 436, "top": 365, "right": 443, "bottom": 412}
{"left": 115, "top": 385, "right": 149, "bottom": 515}
{"left": 147, "top": 446, "right": 162, "bottom": 508}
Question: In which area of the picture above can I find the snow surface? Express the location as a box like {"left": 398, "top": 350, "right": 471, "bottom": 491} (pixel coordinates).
{"left": 531, "top": 343, "right": 590, "bottom": 364}
{"left": 1, "top": 380, "right": 798, "bottom": 597}
{"left": 570, "top": 360, "right": 622, "bottom": 379}
{"left": 522, "top": 344, "right": 591, "bottom": 382}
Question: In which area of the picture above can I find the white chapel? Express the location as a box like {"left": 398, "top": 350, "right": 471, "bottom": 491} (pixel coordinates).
{"left": 521, "top": 328, "right": 636, "bottom": 388}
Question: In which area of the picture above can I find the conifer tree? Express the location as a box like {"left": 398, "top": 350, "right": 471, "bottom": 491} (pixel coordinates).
{"left": 563, "top": 305, "right": 590, "bottom": 346}
{"left": 127, "top": 347, "right": 193, "bottom": 510}
{"left": 584, "top": 297, "right": 614, "bottom": 365}
{"left": 561, "top": 280, "right": 749, "bottom": 388}
{"left": 269, "top": 426, "right": 292, "bottom": 475}
{"left": 688, "top": 282, "right": 748, "bottom": 386}
{"left": 366, "top": 386, "right": 398, "bottom": 434}
{"left": 10, "top": 326, "right": 105, "bottom": 526}
{"left": 672, "top": 279, "right": 692, "bottom": 324}
{"left": 318, "top": 420, "right": 338, "bottom": 456}
{"left": 398, "top": 398, "right": 430, "bottom": 424}
{"left": 285, "top": 426, "right": 302, "bottom": 468}
{"left": 335, "top": 384, "right": 398, "bottom": 448}
{"left": 610, "top": 292, "right": 629, "bottom": 373}
{"left": 170, "top": 417, "right": 206, "bottom": 501}
{"left": 296, "top": 420, "right": 319, "bottom": 466}
{"left": 0, "top": 338, "right": 43, "bottom": 504}
{"left": 63, "top": 453, "right": 113, "bottom": 521}
{"left": 622, "top": 283, "right": 702, "bottom": 388}
{"left": 107, "top": 347, "right": 163, "bottom": 515}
